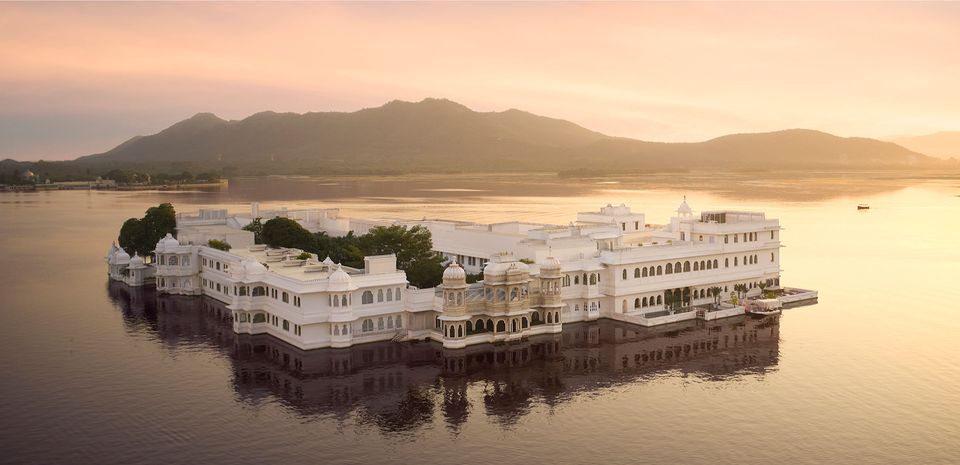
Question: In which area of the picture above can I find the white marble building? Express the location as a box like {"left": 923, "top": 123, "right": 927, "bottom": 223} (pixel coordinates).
{"left": 108, "top": 199, "right": 799, "bottom": 350}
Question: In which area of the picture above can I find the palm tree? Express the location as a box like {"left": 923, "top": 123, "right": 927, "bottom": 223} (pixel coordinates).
{"left": 710, "top": 286, "right": 723, "bottom": 306}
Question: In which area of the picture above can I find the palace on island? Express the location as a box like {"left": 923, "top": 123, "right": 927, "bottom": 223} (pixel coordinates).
{"left": 107, "top": 199, "right": 815, "bottom": 350}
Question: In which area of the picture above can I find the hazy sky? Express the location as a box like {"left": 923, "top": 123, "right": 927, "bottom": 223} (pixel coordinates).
{"left": 2, "top": 2, "right": 959, "bottom": 160}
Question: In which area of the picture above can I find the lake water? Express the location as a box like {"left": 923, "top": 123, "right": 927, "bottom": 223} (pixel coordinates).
{"left": 1, "top": 173, "right": 959, "bottom": 465}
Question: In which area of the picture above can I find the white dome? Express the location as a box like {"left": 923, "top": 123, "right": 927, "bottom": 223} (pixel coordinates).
{"left": 328, "top": 265, "right": 358, "bottom": 292}
{"left": 156, "top": 233, "right": 180, "bottom": 252}
{"left": 115, "top": 248, "right": 130, "bottom": 264}
{"left": 512, "top": 261, "right": 530, "bottom": 272}
{"left": 443, "top": 261, "right": 466, "bottom": 281}
{"left": 244, "top": 260, "right": 267, "bottom": 277}
{"left": 677, "top": 197, "right": 692, "bottom": 215}
{"left": 539, "top": 256, "right": 561, "bottom": 271}
{"left": 129, "top": 253, "right": 145, "bottom": 267}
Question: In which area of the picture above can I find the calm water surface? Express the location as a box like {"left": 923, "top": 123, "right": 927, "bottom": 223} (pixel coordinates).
{"left": 1, "top": 174, "right": 959, "bottom": 465}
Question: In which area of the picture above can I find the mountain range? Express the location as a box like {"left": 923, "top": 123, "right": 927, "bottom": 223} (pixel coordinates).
{"left": 889, "top": 132, "right": 960, "bottom": 160}
{"left": 6, "top": 98, "right": 954, "bottom": 178}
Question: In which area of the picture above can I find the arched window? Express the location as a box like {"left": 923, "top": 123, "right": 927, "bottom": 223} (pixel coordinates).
{"left": 396, "top": 288, "right": 401, "bottom": 300}
{"left": 282, "top": 292, "right": 289, "bottom": 303}
{"left": 642, "top": 268, "right": 648, "bottom": 277}
{"left": 657, "top": 265, "right": 662, "bottom": 275}
{"left": 475, "top": 319, "right": 485, "bottom": 332}
{"left": 589, "top": 274, "right": 597, "bottom": 285}
{"left": 387, "top": 288, "right": 393, "bottom": 301}
{"left": 377, "top": 289, "right": 384, "bottom": 302}
{"left": 666, "top": 263, "right": 673, "bottom": 274}
{"left": 362, "top": 291, "right": 373, "bottom": 304}
{"left": 725, "top": 258, "right": 730, "bottom": 268}
{"left": 387, "top": 317, "right": 394, "bottom": 329}
{"left": 496, "top": 320, "right": 506, "bottom": 332}
{"left": 334, "top": 325, "right": 340, "bottom": 335}
{"left": 634, "top": 268, "right": 641, "bottom": 278}
{"left": 771, "top": 252, "right": 775, "bottom": 262}
{"left": 522, "top": 317, "right": 528, "bottom": 328}
{"left": 465, "top": 321, "right": 473, "bottom": 334}
{"left": 512, "top": 320, "right": 518, "bottom": 332}
{"left": 168, "top": 256, "right": 178, "bottom": 266}
{"left": 377, "top": 318, "right": 384, "bottom": 330}
{"left": 634, "top": 298, "right": 641, "bottom": 308}
{"left": 657, "top": 295, "right": 662, "bottom": 305}
{"left": 395, "top": 316, "right": 402, "bottom": 328}
{"left": 341, "top": 295, "right": 348, "bottom": 307}
{"left": 252, "top": 286, "right": 266, "bottom": 297}
{"left": 713, "top": 259, "right": 719, "bottom": 269}
{"left": 547, "top": 312, "right": 553, "bottom": 323}
{"left": 563, "top": 275, "right": 571, "bottom": 286}
{"left": 622, "top": 269, "right": 628, "bottom": 280}
{"left": 574, "top": 275, "right": 580, "bottom": 285}
{"left": 675, "top": 262, "right": 682, "bottom": 273}
{"left": 684, "top": 261, "right": 691, "bottom": 272}
{"left": 642, "top": 297, "right": 648, "bottom": 307}
{"left": 253, "top": 313, "right": 266, "bottom": 323}
{"left": 554, "top": 312, "right": 559, "bottom": 323}
{"left": 362, "top": 319, "right": 373, "bottom": 332}
{"left": 706, "top": 260, "right": 712, "bottom": 270}
{"left": 694, "top": 262, "right": 699, "bottom": 271}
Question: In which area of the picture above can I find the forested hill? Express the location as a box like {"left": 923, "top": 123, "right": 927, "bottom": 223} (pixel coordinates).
{"left": 42, "top": 98, "right": 954, "bottom": 174}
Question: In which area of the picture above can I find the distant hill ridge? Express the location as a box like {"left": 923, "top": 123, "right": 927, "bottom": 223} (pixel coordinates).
{"left": 71, "top": 97, "right": 943, "bottom": 173}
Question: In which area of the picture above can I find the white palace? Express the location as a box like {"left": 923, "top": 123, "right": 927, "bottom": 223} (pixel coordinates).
{"left": 107, "top": 200, "right": 814, "bottom": 350}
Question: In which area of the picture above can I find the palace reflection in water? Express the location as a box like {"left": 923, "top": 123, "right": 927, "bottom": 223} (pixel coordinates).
{"left": 108, "top": 281, "right": 780, "bottom": 433}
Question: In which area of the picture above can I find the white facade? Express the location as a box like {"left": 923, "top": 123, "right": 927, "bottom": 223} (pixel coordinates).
{"left": 108, "top": 200, "right": 798, "bottom": 350}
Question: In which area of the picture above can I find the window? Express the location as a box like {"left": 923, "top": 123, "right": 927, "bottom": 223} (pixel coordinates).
{"left": 734, "top": 235, "right": 738, "bottom": 243}
{"left": 771, "top": 231, "right": 775, "bottom": 239}
{"left": 574, "top": 275, "right": 579, "bottom": 285}
{"left": 657, "top": 265, "right": 662, "bottom": 275}
{"left": 634, "top": 268, "right": 641, "bottom": 278}
{"left": 282, "top": 292, "right": 289, "bottom": 303}
{"left": 387, "top": 317, "right": 394, "bottom": 329}
{"left": 771, "top": 252, "right": 775, "bottom": 262}
{"left": 377, "top": 289, "right": 384, "bottom": 302}
{"left": 634, "top": 298, "right": 640, "bottom": 308}
{"left": 621, "top": 222, "right": 626, "bottom": 231}
{"left": 362, "top": 291, "right": 373, "bottom": 304}
{"left": 724, "top": 235, "right": 729, "bottom": 244}
{"left": 642, "top": 268, "right": 648, "bottom": 277}
{"left": 684, "top": 261, "right": 691, "bottom": 272}
{"left": 589, "top": 274, "right": 597, "bottom": 285}
{"left": 680, "top": 232, "right": 685, "bottom": 241}
{"left": 378, "top": 318, "right": 384, "bottom": 330}
{"left": 622, "top": 269, "right": 627, "bottom": 280}
{"left": 386, "top": 288, "right": 393, "bottom": 301}
{"left": 725, "top": 258, "right": 729, "bottom": 268}
{"left": 395, "top": 316, "right": 402, "bottom": 328}
{"left": 666, "top": 263, "right": 673, "bottom": 274}
{"left": 282, "top": 320, "right": 289, "bottom": 331}
{"left": 634, "top": 221, "right": 639, "bottom": 230}
{"left": 362, "top": 319, "right": 374, "bottom": 332}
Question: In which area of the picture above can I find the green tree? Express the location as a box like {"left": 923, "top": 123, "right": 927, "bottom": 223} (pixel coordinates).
{"left": 242, "top": 218, "right": 264, "bottom": 244}
{"left": 360, "top": 225, "right": 444, "bottom": 288}
{"left": 142, "top": 203, "right": 177, "bottom": 250}
{"left": 207, "top": 239, "right": 231, "bottom": 251}
{"left": 118, "top": 218, "right": 147, "bottom": 255}
{"left": 261, "top": 217, "right": 316, "bottom": 250}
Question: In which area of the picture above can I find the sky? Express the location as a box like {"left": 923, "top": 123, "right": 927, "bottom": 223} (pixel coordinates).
{"left": 1, "top": 2, "right": 959, "bottom": 160}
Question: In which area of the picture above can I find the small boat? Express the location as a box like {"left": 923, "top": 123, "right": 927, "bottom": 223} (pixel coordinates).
{"left": 857, "top": 203, "right": 870, "bottom": 210}
{"left": 746, "top": 298, "right": 782, "bottom": 317}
